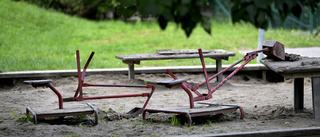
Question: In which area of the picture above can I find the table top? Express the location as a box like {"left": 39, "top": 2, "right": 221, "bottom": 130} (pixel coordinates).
{"left": 116, "top": 49, "right": 235, "bottom": 61}
{"left": 261, "top": 53, "right": 320, "bottom": 78}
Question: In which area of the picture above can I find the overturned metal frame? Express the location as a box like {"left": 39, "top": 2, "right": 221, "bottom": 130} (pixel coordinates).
{"left": 24, "top": 50, "right": 156, "bottom": 124}
{"left": 62, "top": 50, "right": 156, "bottom": 116}
{"left": 24, "top": 79, "right": 98, "bottom": 125}
{"left": 143, "top": 40, "right": 285, "bottom": 126}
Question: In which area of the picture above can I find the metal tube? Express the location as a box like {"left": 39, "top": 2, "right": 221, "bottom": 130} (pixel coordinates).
{"left": 208, "top": 57, "right": 253, "bottom": 96}
{"left": 48, "top": 84, "right": 63, "bottom": 109}
{"left": 198, "top": 48, "right": 212, "bottom": 93}
{"left": 81, "top": 52, "right": 95, "bottom": 81}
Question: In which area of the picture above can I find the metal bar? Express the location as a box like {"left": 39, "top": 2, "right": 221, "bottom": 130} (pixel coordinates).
{"left": 81, "top": 52, "right": 95, "bottom": 82}
{"left": 82, "top": 83, "right": 151, "bottom": 88}
{"left": 208, "top": 57, "right": 253, "bottom": 97}
{"left": 80, "top": 93, "right": 151, "bottom": 100}
{"left": 196, "top": 58, "right": 244, "bottom": 89}
{"left": 197, "top": 102, "right": 244, "bottom": 119}
{"left": 26, "top": 106, "right": 37, "bottom": 124}
{"left": 87, "top": 102, "right": 98, "bottom": 125}
{"left": 48, "top": 84, "right": 63, "bottom": 109}
{"left": 198, "top": 48, "right": 212, "bottom": 93}
{"left": 294, "top": 78, "right": 304, "bottom": 110}
{"left": 166, "top": 69, "right": 202, "bottom": 96}
{"left": 166, "top": 69, "right": 197, "bottom": 108}
{"left": 141, "top": 85, "right": 156, "bottom": 109}
{"left": 75, "top": 50, "right": 83, "bottom": 98}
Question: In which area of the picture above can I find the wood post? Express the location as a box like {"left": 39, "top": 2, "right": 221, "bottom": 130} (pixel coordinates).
{"left": 312, "top": 77, "right": 320, "bottom": 119}
{"left": 294, "top": 78, "right": 304, "bottom": 110}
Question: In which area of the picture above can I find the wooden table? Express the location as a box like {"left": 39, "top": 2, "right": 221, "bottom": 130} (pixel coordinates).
{"left": 116, "top": 49, "right": 235, "bottom": 81}
{"left": 261, "top": 55, "right": 320, "bottom": 119}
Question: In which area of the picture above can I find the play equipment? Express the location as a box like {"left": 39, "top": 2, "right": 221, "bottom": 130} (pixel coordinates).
{"left": 24, "top": 50, "right": 156, "bottom": 124}
{"left": 143, "top": 40, "right": 285, "bottom": 126}
{"left": 24, "top": 79, "right": 98, "bottom": 124}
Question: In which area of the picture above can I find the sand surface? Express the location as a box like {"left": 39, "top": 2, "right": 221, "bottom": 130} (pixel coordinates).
{"left": 0, "top": 72, "right": 319, "bottom": 137}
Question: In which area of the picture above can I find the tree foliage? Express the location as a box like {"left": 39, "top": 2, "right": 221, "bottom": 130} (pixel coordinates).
{"left": 14, "top": 0, "right": 320, "bottom": 37}
{"left": 14, "top": 0, "right": 119, "bottom": 19}
{"left": 118, "top": 0, "right": 320, "bottom": 37}
{"left": 117, "top": 0, "right": 212, "bottom": 37}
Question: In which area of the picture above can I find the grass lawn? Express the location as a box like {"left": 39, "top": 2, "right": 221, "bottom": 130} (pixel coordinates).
{"left": 1, "top": 0, "right": 319, "bottom": 71}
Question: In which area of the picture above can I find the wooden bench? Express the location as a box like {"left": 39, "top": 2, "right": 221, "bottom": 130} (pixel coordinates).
{"left": 116, "top": 49, "right": 235, "bottom": 81}
{"left": 261, "top": 56, "right": 320, "bottom": 119}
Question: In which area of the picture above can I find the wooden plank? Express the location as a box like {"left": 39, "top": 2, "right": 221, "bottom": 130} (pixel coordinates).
{"left": 116, "top": 49, "right": 235, "bottom": 61}
{"left": 163, "top": 104, "right": 238, "bottom": 114}
{"left": 294, "top": 78, "right": 304, "bottom": 110}
{"left": 216, "top": 58, "right": 222, "bottom": 82}
{"left": 312, "top": 77, "right": 320, "bottom": 120}
{"left": 31, "top": 102, "right": 93, "bottom": 116}
{"left": 260, "top": 57, "right": 320, "bottom": 74}
{"left": 156, "top": 49, "right": 210, "bottom": 55}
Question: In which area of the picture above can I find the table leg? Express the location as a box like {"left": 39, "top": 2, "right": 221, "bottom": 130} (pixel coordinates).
{"left": 128, "top": 63, "right": 135, "bottom": 80}
{"left": 216, "top": 58, "right": 222, "bottom": 82}
{"left": 312, "top": 77, "right": 320, "bottom": 120}
{"left": 294, "top": 78, "right": 304, "bottom": 110}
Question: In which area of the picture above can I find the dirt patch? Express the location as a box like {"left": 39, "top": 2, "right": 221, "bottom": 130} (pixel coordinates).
{"left": 285, "top": 53, "right": 302, "bottom": 61}
{"left": 0, "top": 73, "right": 319, "bottom": 136}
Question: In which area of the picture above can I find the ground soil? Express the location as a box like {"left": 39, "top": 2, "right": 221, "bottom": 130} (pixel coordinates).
{"left": 0, "top": 72, "right": 319, "bottom": 137}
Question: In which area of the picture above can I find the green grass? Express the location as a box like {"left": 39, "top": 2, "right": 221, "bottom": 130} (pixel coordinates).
{"left": 1, "top": 0, "right": 319, "bottom": 71}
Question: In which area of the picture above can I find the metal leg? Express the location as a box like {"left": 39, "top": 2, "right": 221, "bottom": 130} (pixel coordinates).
{"left": 312, "top": 77, "right": 320, "bottom": 119}
{"left": 294, "top": 78, "right": 304, "bottom": 110}
{"left": 26, "top": 106, "right": 37, "bottom": 124}
{"left": 86, "top": 102, "right": 98, "bottom": 125}
{"left": 216, "top": 58, "right": 222, "bottom": 82}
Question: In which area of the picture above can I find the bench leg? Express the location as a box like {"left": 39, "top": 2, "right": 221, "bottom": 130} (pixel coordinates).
{"left": 294, "top": 78, "right": 304, "bottom": 110}
{"left": 312, "top": 77, "right": 320, "bottom": 119}
{"left": 216, "top": 58, "right": 222, "bottom": 82}
{"left": 128, "top": 63, "right": 135, "bottom": 80}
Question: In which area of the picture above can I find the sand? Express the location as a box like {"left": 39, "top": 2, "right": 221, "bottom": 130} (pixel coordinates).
{"left": 0, "top": 72, "right": 319, "bottom": 137}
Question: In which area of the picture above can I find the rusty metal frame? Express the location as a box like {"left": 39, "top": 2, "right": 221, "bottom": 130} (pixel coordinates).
{"left": 142, "top": 102, "right": 244, "bottom": 127}
{"left": 62, "top": 50, "right": 156, "bottom": 112}
{"left": 24, "top": 50, "right": 157, "bottom": 124}
{"left": 145, "top": 48, "right": 273, "bottom": 126}
{"left": 162, "top": 48, "right": 266, "bottom": 108}
{"left": 26, "top": 102, "right": 98, "bottom": 125}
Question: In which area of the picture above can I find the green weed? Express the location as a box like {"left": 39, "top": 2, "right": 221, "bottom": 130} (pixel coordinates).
{"left": 11, "top": 110, "right": 33, "bottom": 124}
{"left": 171, "top": 115, "right": 180, "bottom": 126}
{"left": 202, "top": 124, "right": 207, "bottom": 130}
{"left": 66, "top": 133, "right": 81, "bottom": 137}
{"left": 76, "top": 115, "right": 87, "bottom": 119}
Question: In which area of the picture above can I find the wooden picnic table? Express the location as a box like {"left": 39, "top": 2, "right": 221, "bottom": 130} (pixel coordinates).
{"left": 261, "top": 55, "right": 320, "bottom": 119}
{"left": 115, "top": 49, "right": 235, "bottom": 81}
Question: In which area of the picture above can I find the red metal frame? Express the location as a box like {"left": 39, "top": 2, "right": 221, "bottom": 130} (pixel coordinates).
{"left": 163, "top": 48, "right": 268, "bottom": 108}
{"left": 142, "top": 48, "right": 272, "bottom": 126}
{"left": 142, "top": 102, "right": 244, "bottom": 127}
{"left": 25, "top": 50, "right": 156, "bottom": 114}
{"left": 61, "top": 50, "right": 156, "bottom": 111}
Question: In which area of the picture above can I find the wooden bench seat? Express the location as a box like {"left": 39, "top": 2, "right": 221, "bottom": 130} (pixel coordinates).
{"left": 116, "top": 49, "right": 235, "bottom": 81}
